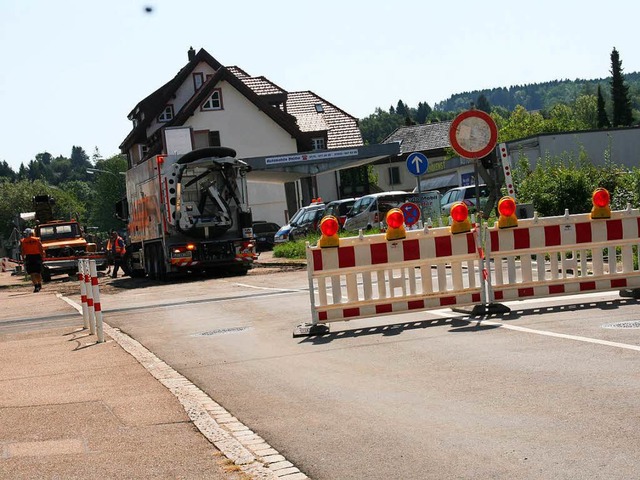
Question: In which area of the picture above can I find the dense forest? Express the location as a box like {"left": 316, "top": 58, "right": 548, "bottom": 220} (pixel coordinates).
{"left": 434, "top": 72, "right": 640, "bottom": 113}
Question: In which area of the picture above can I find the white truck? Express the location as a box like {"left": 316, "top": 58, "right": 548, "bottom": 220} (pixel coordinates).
{"left": 122, "top": 146, "right": 256, "bottom": 279}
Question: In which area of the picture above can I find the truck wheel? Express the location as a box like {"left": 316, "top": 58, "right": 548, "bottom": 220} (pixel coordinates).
{"left": 144, "top": 244, "right": 156, "bottom": 279}
{"left": 230, "top": 265, "right": 250, "bottom": 276}
{"left": 156, "top": 243, "right": 167, "bottom": 282}
{"left": 125, "top": 251, "right": 145, "bottom": 278}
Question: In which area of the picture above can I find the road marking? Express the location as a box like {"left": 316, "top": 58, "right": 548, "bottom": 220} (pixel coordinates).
{"left": 228, "top": 281, "right": 305, "bottom": 293}
{"left": 428, "top": 292, "right": 640, "bottom": 352}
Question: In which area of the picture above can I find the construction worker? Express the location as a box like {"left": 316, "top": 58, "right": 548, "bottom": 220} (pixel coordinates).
{"left": 109, "top": 230, "right": 126, "bottom": 278}
{"left": 20, "top": 228, "right": 45, "bottom": 293}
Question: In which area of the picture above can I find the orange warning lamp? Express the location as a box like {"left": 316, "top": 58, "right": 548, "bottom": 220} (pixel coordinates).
{"left": 497, "top": 196, "right": 518, "bottom": 229}
{"left": 318, "top": 215, "right": 340, "bottom": 248}
{"left": 450, "top": 202, "right": 472, "bottom": 234}
{"left": 385, "top": 208, "right": 406, "bottom": 241}
{"left": 591, "top": 187, "right": 611, "bottom": 219}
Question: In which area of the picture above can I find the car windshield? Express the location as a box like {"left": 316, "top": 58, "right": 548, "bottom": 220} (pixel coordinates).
{"left": 289, "top": 209, "right": 305, "bottom": 225}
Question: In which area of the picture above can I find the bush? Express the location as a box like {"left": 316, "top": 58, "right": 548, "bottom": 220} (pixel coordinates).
{"left": 513, "top": 150, "right": 640, "bottom": 216}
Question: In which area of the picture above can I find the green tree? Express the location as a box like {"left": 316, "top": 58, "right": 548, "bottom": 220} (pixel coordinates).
{"left": 476, "top": 94, "right": 491, "bottom": 113}
{"left": 395, "top": 100, "right": 408, "bottom": 117}
{"left": 610, "top": 47, "right": 634, "bottom": 127}
{"left": 359, "top": 108, "right": 406, "bottom": 145}
{"left": 87, "top": 154, "right": 127, "bottom": 232}
{"left": 415, "top": 102, "right": 432, "bottom": 124}
{"left": 596, "top": 85, "right": 611, "bottom": 128}
{"left": 0, "top": 161, "right": 16, "bottom": 181}
{"left": 572, "top": 95, "right": 598, "bottom": 130}
{"left": 0, "top": 179, "right": 85, "bottom": 238}
{"left": 497, "top": 106, "right": 547, "bottom": 142}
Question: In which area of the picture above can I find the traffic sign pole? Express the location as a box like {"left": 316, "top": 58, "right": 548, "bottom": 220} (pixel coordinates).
{"left": 406, "top": 152, "right": 429, "bottom": 227}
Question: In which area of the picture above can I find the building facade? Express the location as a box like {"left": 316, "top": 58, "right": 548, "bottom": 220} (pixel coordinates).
{"left": 120, "top": 48, "right": 364, "bottom": 225}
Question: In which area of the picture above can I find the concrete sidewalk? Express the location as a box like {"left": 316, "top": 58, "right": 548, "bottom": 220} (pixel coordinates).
{"left": 0, "top": 273, "right": 288, "bottom": 479}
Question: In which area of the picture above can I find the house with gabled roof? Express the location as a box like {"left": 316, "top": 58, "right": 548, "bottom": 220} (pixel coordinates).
{"left": 120, "top": 47, "right": 364, "bottom": 224}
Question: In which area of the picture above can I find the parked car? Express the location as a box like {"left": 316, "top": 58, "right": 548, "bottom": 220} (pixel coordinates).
{"left": 274, "top": 202, "right": 325, "bottom": 243}
{"left": 252, "top": 221, "right": 281, "bottom": 251}
{"left": 289, "top": 206, "right": 327, "bottom": 239}
{"left": 342, "top": 191, "right": 409, "bottom": 231}
{"left": 440, "top": 184, "right": 490, "bottom": 216}
{"left": 322, "top": 198, "right": 357, "bottom": 228}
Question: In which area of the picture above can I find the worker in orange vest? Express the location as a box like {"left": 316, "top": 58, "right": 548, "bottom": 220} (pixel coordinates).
{"left": 20, "top": 228, "right": 45, "bottom": 293}
{"left": 108, "top": 230, "right": 126, "bottom": 278}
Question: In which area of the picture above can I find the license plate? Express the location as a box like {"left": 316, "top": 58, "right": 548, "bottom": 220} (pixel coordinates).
{"left": 258, "top": 237, "right": 266, "bottom": 241}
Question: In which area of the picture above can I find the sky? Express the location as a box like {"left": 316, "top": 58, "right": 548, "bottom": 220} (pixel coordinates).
{"left": 1, "top": 0, "right": 639, "bottom": 171}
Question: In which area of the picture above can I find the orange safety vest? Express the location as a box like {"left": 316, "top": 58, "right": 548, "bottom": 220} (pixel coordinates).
{"left": 109, "top": 235, "right": 126, "bottom": 256}
{"left": 21, "top": 236, "right": 44, "bottom": 256}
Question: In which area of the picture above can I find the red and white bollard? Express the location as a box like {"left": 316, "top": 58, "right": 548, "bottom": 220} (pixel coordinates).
{"left": 77, "top": 260, "right": 89, "bottom": 329}
{"left": 82, "top": 259, "right": 96, "bottom": 335}
{"left": 89, "top": 260, "right": 104, "bottom": 343}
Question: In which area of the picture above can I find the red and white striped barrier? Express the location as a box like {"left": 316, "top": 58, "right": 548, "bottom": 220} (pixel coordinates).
{"left": 485, "top": 208, "right": 640, "bottom": 302}
{"left": 307, "top": 226, "right": 484, "bottom": 324}
{"left": 301, "top": 204, "right": 640, "bottom": 333}
{"left": 78, "top": 259, "right": 104, "bottom": 343}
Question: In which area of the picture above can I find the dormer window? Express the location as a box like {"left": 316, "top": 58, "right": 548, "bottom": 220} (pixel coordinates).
{"left": 193, "top": 72, "right": 204, "bottom": 90}
{"left": 202, "top": 89, "right": 223, "bottom": 110}
{"left": 311, "top": 138, "right": 326, "bottom": 150}
{"left": 315, "top": 103, "right": 324, "bottom": 113}
{"left": 158, "top": 105, "right": 173, "bottom": 122}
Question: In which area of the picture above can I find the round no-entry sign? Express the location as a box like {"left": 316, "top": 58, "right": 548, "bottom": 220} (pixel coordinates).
{"left": 449, "top": 110, "right": 498, "bottom": 159}
{"left": 400, "top": 202, "right": 421, "bottom": 227}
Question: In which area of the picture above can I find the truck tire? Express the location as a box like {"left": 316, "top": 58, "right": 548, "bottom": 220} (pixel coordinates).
{"left": 124, "top": 250, "right": 145, "bottom": 278}
{"left": 156, "top": 243, "right": 167, "bottom": 282}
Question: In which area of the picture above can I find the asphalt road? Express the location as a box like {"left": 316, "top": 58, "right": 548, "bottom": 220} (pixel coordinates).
{"left": 68, "top": 270, "right": 640, "bottom": 479}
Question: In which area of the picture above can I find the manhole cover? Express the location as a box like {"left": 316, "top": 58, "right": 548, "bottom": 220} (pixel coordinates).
{"left": 195, "top": 326, "right": 250, "bottom": 336}
{"left": 602, "top": 321, "right": 640, "bottom": 329}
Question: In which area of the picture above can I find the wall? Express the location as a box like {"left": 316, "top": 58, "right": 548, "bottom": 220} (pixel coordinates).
{"left": 508, "top": 127, "right": 640, "bottom": 168}
{"left": 185, "top": 81, "right": 297, "bottom": 158}
{"left": 184, "top": 80, "right": 299, "bottom": 226}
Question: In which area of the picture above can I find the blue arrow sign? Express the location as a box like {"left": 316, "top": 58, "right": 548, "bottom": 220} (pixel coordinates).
{"left": 406, "top": 152, "right": 429, "bottom": 176}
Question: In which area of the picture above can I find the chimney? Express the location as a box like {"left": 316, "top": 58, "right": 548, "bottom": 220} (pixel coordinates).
{"left": 188, "top": 47, "right": 195, "bottom": 61}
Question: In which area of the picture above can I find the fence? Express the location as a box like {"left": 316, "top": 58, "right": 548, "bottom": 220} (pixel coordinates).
{"left": 299, "top": 202, "right": 640, "bottom": 335}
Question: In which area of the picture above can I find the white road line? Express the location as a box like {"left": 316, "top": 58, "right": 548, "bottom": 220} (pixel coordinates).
{"left": 229, "top": 281, "right": 304, "bottom": 293}
{"left": 427, "top": 292, "right": 640, "bottom": 352}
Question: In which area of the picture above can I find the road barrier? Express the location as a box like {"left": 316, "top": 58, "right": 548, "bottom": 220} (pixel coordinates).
{"left": 486, "top": 206, "right": 640, "bottom": 302}
{"left": 78, "top": 259, "right": 104, "bottom": 343}
{"left": 295, "top": 190, "right": 640, "bottom": 336}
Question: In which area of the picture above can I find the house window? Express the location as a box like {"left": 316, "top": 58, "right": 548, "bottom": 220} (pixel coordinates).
{"left": 388, "top": 166, "right": 401, "bottom": 185}
{"left": 158, "top": 105, "right": 173, "bottom": 122}
{"left": 202, "top": 89, "right": 223, "bottom": 110}
{"left": 208, "top": 131, "right": 221, "bottom": 147}
{"left": 311, "top": 138, "right": 325, "bottom": 150}
{"left": 315, "top": 103, "right": 324, "bottom": 113}
{"left": 193, "top": 72, "right": 204, "bottom": 90}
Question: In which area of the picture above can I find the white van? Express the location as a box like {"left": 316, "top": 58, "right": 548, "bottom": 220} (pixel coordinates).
{"left": 342, "top": 191, "right": 410, "bottom": 231}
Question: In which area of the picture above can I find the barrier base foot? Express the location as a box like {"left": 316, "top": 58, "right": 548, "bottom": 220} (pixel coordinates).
{"left": 293, "top": 322, "right": 330, "bottom": 338}
{"left": 452, "top": 303, "right": 511, "bottom": 317}
{"left": 619, "top": 288, "right": 640, "bottom": 299}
